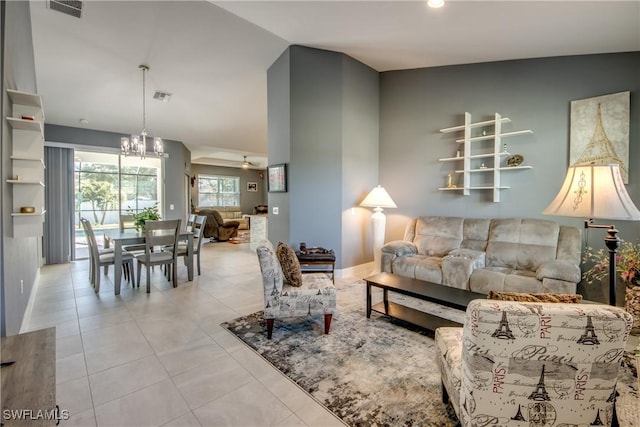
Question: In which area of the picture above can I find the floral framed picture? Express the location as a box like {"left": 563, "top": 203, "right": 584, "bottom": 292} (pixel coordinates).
{"left": 267, "top": 163, "right": 287, "bottom": 193}
{"left": 247, "top": 182, "right": 258, "bottom": 192}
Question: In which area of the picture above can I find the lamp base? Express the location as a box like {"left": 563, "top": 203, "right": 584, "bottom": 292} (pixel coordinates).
{"left": 370, "top": 208, "right": 386, "bottom": 273}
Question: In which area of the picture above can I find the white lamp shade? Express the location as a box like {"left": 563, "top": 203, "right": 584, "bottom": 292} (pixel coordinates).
{"left": 360, "top": 185, "right": 397, "bottom": 209}
{"left": 543, "top": 164, "right": 640, "bottom": 220}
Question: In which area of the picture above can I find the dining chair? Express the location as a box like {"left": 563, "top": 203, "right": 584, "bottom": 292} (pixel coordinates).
{"left": 80, "top": 218, "right": 135, "bottom": 293}
{"left": 135, "top": 219, "right": 181, "bottom": 293}
{"left": 165, "top": 215, "right": 206, "bottom": 278}
{"left": 119, "top": 214, "right": 147, "bottom": 254}
{"left": 186, "top": 214, "right": 196, "bottom": 231}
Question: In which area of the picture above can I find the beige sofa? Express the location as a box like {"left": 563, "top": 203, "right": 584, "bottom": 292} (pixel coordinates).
{"left": 381, "top": 217, "right": 582, "bottom": 294}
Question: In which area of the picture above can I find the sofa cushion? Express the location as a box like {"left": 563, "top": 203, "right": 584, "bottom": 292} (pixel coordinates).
{"left": 470, "top": 267, "right": 543, "bottom": 294}
{"left": 414, "top": 216, "right": 463, "bottom": 257}
{"left": 393, "top": 255, "right": 443, "bottom": 284}
{"left": 487, "top": 290, "right": 583, "bottom": 303}
{"left": 276, "top": 243, "right": 303, "bottom": 287}
{"left": 460, "top": 218, "right": 490, "bottom": 251}
{"left": 485, "top": 218, "right": 559, "bottom": 270}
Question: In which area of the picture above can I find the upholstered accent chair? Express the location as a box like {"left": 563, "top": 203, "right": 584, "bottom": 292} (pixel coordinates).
{"left": 435, "top": 299, "right": 633, "bottom": 427}
{"left": 255, "top": 240, "right": 336, "bottom": 339}
{"left": 199, "top": 209, "right": 240, "bottom": 241}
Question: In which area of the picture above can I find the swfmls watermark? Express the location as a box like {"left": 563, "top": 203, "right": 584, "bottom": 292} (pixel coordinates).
{"left": 2, "top": 407, "right": 70, "bottom": 425}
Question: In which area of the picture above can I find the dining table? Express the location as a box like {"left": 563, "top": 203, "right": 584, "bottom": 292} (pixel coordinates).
{"left": 104, "top": 228, "right": 194, "bottom": 295}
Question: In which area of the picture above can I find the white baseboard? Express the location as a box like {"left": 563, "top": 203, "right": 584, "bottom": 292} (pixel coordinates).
{"left": 19, "top": 270, "right": 41, "bottom": 334}
{"left": 336, "top": 262, "right": 375, "bottom": 281}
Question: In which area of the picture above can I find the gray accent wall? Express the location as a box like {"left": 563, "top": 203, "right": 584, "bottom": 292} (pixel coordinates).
{"left": 45, "top": 124, "right": 190, "bottom": 222}
{"left": 379, "top": 52, "right": 640, "bottom": 302}
{"left": 379, "top": 53, "right": 640, "bottom": 244}
{"left": 267, "top": 46, "right": 380, "bottom": 268}
{"left": 2, "top": 0, "right": 40, "bottom": 336}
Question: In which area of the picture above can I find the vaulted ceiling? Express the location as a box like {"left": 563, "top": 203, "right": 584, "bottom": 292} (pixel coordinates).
{"left": 29, "top": 1, "right": 640, "bottom": 168}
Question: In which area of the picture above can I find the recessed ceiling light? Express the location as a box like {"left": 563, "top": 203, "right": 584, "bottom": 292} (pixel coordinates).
{"left": 79, "top": 118, "right": 89, "bottom": 124}
{"left": 427, "top": 0, "right": 445, "bottom": 8}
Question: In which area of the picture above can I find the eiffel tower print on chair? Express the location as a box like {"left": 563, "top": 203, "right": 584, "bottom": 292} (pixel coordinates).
{"left": 577, "top": 315, "right": 600, "bottom": 345}
{"left": 570, "top": 91, "right": 630, "bottom": 183}
{"left": 491, "top": 311, "right": 515, "bottom": 340}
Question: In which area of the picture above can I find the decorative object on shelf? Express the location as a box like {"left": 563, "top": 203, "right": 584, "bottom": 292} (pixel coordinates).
{"left": 570, "top": 91, "right": 629, "bottom": 183}
{"left": 543, "top": 163, "right": 640, "bottom": 308}
{"left": 506, "top": 154, "right": 523, "bottom": 167}
{"left": 482, "top": 130, "right": 487, "bottom": 136}
{"left": 502, "top": 143, "right": 507, "bottom": 153}
{"left": 267, "top": 163, "right": 287, "bottom": 192}
{"left": 456, "top": 150, "right": 461, "bottom": 158}
{"left": 120, "top": 65, "right": 164, "bottom": 159}
{"left": 20, "top": 207, "right": 35, "bottom": 214}
{"left": 583, "top": 240, "right": 640, "bottom": 334}
{"left": 446, "top": 173, "right": 456, "bottom": 188}
{"left": 360, "top": 185, "right": 397, "bottom": 273}
{"left": 21, "top": 115, "right": 34, "bottom": 121}
{"left": 127, "top": 204, "right": 161, "bottom": 232}
{"left": 14, "top": 175, "right": 20, "bottom": 181}
{"left": 480, "top": 163, "right": 487, "bottom": 169}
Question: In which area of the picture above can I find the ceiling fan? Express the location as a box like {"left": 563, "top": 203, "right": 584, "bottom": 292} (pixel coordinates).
{"left": 241, "top": 155, "right": 255, "bottom": 169}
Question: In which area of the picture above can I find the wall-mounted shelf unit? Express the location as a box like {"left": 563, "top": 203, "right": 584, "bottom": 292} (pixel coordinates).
{"left": 6, "top": 89, "right": 46, "bottom": 237}
{"left": 438, "top": 112, "right": 533, "bottom": 202}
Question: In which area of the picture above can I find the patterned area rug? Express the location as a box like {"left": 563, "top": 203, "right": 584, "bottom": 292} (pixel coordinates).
{"left": 221, "top": 281, "right": 460, "bottom": 427}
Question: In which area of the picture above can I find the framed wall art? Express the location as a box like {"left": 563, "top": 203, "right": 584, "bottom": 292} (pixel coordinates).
{"left": 247, "top": 182, "right": 258, "bottom": 192}
{"left": 267, "top": 163, "right": 287, "bottom": 192}
{"left": 570, "top": 91, "right": 630, "bottom": 183}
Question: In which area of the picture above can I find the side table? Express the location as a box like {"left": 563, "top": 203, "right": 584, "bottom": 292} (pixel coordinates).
{"left": 296, "top": 250, "right": 336, "bottom": 283}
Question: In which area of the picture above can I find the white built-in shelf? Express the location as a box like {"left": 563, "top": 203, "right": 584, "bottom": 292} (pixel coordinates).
{"left": 438, "top": 112, "right": 533, "bottom": 202}
{"left": 454, "top": 129, "right": 533, "bottom": 143}
{"left": 6, "top": 179, "right": 45, "bottom": 186}
{"left": 7, "top": 89, "right": 43, "bottom": 109}
{"left": 454, "top": 165, "right": 533, "bottom": 173}
{"left": 7, "top": 89, "right": 46, "bottom": 237}
{"left": 6, "top": 117, "right": 44, "bottom": 134}
{"left": 11, "top": 210, "right": 46, "bottom": 217}
{"left": 438, "top": 186, "right": 511, "bottom": 191}
{"left": 440, "top": 117, "right": 511, "bottom": 133}
{"left": 11, "top": 156, "right": 45, "bottom": 167}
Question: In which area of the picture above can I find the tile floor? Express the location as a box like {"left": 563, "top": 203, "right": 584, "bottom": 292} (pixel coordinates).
{"left": 26, "top": 240, "right": 349, "bottom": 427}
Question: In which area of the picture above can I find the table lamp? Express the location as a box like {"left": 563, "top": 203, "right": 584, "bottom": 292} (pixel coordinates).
{"left": 543, "top": 163, "right": 640, "bottom": 306}
{"left": 361, "top": 185, "right": 397, "bottom": 272}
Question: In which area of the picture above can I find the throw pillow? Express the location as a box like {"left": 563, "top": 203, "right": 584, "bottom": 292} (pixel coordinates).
{"left": 276, "top": 242, "right": 303, "bottom": 287}
{"left": 487, "top": 291, "right": 583, "bottom": 303}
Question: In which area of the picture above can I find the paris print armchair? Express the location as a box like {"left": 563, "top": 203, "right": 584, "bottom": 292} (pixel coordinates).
{"left": 435, "top": 299, "right": 632, "bottom": 426}
{"left": 255, "top": 240, "right": 336, "bottom": 339}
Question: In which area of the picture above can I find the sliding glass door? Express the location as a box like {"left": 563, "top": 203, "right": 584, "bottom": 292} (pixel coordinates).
{"left": 74, "top": 150, "right": 162, "bottom": 259}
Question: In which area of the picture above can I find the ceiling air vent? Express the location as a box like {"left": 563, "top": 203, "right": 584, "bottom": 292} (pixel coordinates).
{"left": 153, "top": 91, "right": 172, "bottom": 103}
{"left": 47, "top": 0, "right": 83, "bottom": 18}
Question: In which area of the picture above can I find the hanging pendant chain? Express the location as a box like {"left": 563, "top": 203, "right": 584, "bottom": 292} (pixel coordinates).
{"left": 141, "top": 65, "right": 147, "bottom": 134}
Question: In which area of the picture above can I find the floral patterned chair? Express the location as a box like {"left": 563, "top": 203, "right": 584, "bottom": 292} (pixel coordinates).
{"left": 255, "top": 240, "right": 336, "bottom": 339}
{"left": 435, "top": 299, "right": 633, "bottom": 427}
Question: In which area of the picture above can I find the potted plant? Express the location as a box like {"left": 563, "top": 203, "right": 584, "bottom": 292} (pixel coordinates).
{"left": 583, "top": 240, "right": 640, "bottom": 334}
{"left": 127, "top": 204, "right": 160, "bottom": 232}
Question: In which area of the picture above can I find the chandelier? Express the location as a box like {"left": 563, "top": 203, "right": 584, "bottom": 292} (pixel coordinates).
{"left": 121, "top": 65, "right": 163, "bottom": 158}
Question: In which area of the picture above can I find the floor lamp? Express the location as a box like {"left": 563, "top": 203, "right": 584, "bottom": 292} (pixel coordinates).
{"left": 543, "top": 164, "right": 640, "bottom": 306}
{"left": 361, "top": 185, "right": 397, "bottom": 273}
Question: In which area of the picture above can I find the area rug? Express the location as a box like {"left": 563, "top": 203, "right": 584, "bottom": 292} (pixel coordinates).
{"left": 221, "top": 281, "right": 460, "bottom": 426}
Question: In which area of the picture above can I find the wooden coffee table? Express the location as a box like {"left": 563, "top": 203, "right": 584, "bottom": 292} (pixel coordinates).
{"left": 365, "top": 272, "right": 485, "bottom": 331}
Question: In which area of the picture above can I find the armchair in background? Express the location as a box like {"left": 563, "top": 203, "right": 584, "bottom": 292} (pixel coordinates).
{"left": 199, "top": 209, "right": 240, "bottom": 241}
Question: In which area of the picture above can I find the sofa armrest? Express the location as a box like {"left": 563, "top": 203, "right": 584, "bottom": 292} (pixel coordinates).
{"left": 536, "top": 260, "right": 581, "bottom": 283}
{"left": 442, "top": 249, "right": 486, "bottom": 290}
{"left": 381, "top": 240, "right": 418, "bottom": 257}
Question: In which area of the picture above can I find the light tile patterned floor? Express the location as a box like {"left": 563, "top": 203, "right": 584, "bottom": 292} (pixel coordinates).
{"left": 26, "top": 240, "right": 348, "bottom": 427}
